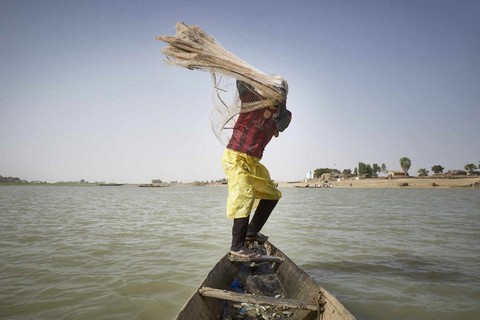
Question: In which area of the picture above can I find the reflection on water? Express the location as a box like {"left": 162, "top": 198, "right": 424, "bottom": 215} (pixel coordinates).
{"left": 0, "top": 186, "right": 479, "bottom": 320}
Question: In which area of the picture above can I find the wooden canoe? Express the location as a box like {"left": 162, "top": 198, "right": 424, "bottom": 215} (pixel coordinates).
{"left": 175, "top": 241, "right": 356, "bottom": 320}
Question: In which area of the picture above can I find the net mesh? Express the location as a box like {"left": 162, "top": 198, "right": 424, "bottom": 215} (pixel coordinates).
{"left": 156, "top": 22, "right": 288, "bottom": 145}
{"left": 209, "top": 73, "right": 239, "bottom": 145}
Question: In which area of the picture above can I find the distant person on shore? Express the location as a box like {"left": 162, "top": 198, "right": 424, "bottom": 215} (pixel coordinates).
{"left": 223, "top": 79, "right": 291, "bottom": 259}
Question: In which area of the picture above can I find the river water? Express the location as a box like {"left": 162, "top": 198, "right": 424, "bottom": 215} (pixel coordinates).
{"left": 0, "top": 185, "right": 479, "bottom": 320}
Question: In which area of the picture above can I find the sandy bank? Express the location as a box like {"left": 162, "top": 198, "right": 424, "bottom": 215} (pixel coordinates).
{"left": 279, "top": 177, "right": 480, "bottom": 189}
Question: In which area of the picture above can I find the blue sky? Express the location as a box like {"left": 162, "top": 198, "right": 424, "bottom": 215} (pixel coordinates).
{"left": 1, "top": 0, "right": 479, "bottom": 183}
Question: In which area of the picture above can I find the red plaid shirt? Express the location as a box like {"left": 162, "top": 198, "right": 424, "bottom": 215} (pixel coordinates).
{"left": 227, "top": 107, "right": 277, "bottom": 159}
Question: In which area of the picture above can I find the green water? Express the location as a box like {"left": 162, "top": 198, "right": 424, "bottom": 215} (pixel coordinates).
{"left": 1, "top": 186, "right": 479, "bottom": 319}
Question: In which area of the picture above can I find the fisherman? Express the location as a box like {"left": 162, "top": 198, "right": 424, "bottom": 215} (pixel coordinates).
{"left": 224, "top": 79, "right": 291, "bottom": 259}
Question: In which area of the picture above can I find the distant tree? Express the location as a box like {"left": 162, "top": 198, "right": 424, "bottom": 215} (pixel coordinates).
{"left": 342, "top": 169, "right": 352, "bottom": 178}
{"left": 366, "top": 164, "right": 374, "bottom": 178}
{"left": 431, "top": 165, "right": 444, "bottom": 174}
{"left": 381, "top": 163, "right": 387, "bottom": 174}
{"left": 399, "top": 157, "right": 411, "bottom": 176}
{"left": 152, "top": 179, "right": 163, "bottom": 183}
{"left": 314, "top": 168, "right": 339, "bottom": 178}
{"left": 464, "top": 163, "right": 477, "bottom": 175}
{"left": 372, "top": 163, "right": 381, "bottom": 177}
{"left": 418, "top": 168, "right": 429, "bottom": 177}
{"left": 357, "top": 162, "right": 382, "bottom": 178}
{"left": 332, "top": 169, "right": 342, "bottom": 175}
{"left": 358, "top": 162, "right": 367, "bottom": 176}
{"left": 353, "top": 167, "right": 358, "bottom": 176}
{"left": 0, "top": 175, "right": 26, "bottom": 183}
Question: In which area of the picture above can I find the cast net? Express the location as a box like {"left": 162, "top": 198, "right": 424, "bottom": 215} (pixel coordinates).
{"left": 156, "top": 22, "right": 288, "bottom": 145}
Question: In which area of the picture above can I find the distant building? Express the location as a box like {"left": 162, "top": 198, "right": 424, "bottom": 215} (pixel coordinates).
{"left": 388, "top": 170, "right": 408, "bottom": 178}
{"left": 321, "top": 173, "right": 333, "bottom": 181}
{"left": 446, "top": 170, "right": 467, "bottom": 176}
{"left": 306, "top": 171, "right": 313, "bottom": 180}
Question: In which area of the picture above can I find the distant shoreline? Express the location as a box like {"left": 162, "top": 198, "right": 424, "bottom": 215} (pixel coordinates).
{"left": 279, "top": 177, "right": 480, "bottom": 189}
{"left": 2, "top": 177, "right": 479, "bottom": 189}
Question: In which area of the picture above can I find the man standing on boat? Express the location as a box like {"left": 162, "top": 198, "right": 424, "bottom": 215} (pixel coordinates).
{"left": 224, "top": 79, "right": 291, "bottom": 259}
{"left": 156, "top": 22, "right": 291, "bottom": 258}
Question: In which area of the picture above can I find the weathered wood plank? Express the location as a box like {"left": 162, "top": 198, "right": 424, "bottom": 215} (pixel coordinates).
{"left": 227, "top": 254, "right": 284, "bottom": 263}
{"left": 198, "top": 286, "right": 318, "bottom": 311}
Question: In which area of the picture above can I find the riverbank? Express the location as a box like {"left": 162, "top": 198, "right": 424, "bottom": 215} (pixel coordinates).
{"left": 280, "top": 177, "right": 480, "bottom": 189}
{"left": 2, "top": 177, "right": 479, "bottom": 189}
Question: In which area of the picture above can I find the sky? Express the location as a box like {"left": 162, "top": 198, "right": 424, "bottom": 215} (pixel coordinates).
{"left": 1, "top": 0, "right": 479, "bottom": 183}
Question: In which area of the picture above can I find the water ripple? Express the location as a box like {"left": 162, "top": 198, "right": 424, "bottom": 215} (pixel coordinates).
{"left": 1, "top": 186, "right": 479, "bottom": 320}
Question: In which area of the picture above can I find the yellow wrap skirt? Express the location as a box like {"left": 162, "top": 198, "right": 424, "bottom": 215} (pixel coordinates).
{"left": 222, "top": 149, "right": 282, "bottom": 219}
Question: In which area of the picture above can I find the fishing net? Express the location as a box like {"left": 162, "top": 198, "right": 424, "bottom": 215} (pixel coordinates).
{"left": 156, "top": 22, "right": 288, "bottom": 145}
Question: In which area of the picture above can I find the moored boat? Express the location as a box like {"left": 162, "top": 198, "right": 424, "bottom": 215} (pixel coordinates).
{"left": 175, "top": 240, "right": 356, "bottom": 320}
